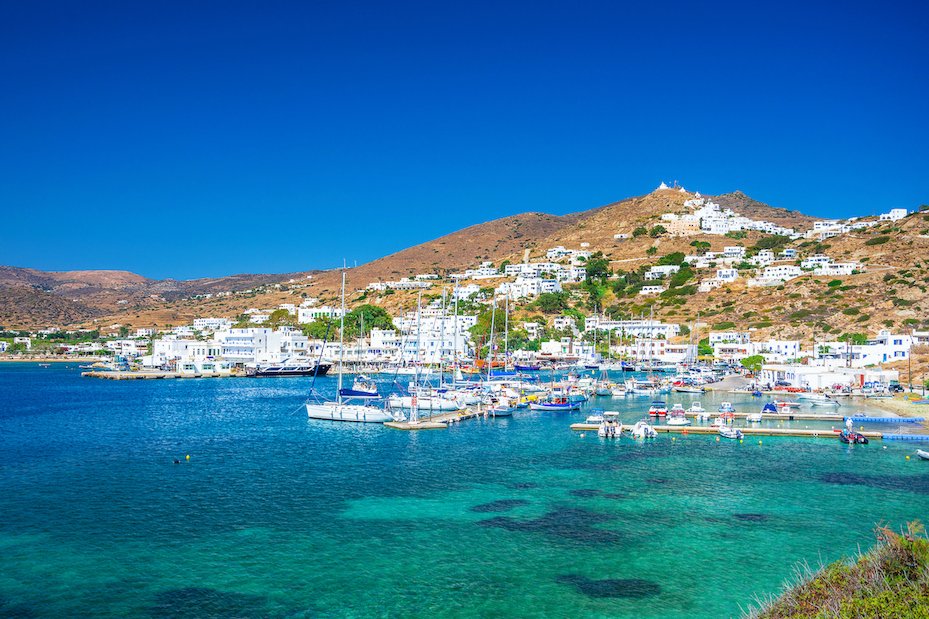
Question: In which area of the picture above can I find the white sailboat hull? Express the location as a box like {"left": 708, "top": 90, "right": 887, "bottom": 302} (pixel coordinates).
{"left": 306, "top": 402, "right": 396, "bottom": 423}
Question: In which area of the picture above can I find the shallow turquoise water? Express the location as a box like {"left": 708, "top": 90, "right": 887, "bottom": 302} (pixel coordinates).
{"left": 0, "top": 363, "right": 927, "bottom": 618}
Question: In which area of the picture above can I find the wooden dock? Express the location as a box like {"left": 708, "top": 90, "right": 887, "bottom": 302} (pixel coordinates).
{"left": 385, "top": 407, "right": 497, "bottom": 430}
{"left": 569, "top": 423, "right": 887, "bottom": 440}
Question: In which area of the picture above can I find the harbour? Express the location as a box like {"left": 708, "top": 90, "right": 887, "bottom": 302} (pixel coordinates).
{"left": 3, "top": 361, "right": 929, "bottom": 618}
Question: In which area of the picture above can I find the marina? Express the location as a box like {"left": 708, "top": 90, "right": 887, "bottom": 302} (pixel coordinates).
{"left": 3, "top": 360, "right": 929, "bottom": 618}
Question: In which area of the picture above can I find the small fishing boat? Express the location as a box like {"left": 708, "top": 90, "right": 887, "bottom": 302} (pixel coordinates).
{"left": 916, "top": 449, "right": 929, "bottom": 461}
{"left": 595, "top": 384, "right": 614, "bottom": 396}
{"left": 648, "top": 400, "right": 668, "bottom": 417}
{"left": 529, "top": 397, "right": 581, "bottom": 412}
{"left": 338, "top": 375, "right": 379, "bottom": 399}
{"left": 630, "top": 420, "right": 658, "bottom": 439}
{"left": 488, "top": 404, "right": 515, "bottom": 417}
{"left": 718, "top": 402, "right": 735, "bottom": 413}
{"left": 667, "top": 404, "right": 691, "bottom": 426}
{"left": 718, "top": 426, "right": 743, "bottom": 440}
{"left": 839, "top": 429, "right": 869, "bottom": 444}
{"left": 751, "top": 390, "right": 763, "bottom": 398}
{"left": 597, "top": 419, "right": 622, "bottom": 438}
{"left": 673, "top": 383, "right": 705, "bottom": 393}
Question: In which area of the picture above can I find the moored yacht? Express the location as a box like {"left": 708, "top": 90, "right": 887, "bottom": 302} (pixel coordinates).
{"left": 306, "top": 271, "right": 400, "bottom": 424}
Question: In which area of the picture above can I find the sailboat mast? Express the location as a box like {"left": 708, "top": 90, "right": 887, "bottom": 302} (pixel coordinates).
{"left": 337, "top": 269, "right": 346, "bottom": 404}
{"left": 488, "top": 296, "right": 497, "bottom": 380}
{"left": 412, "top": 291, "right": 422, "bottom": 423}
{"left": 452, "top": 281, "right": 460, "bottom": 373}
{"left": 504, "top": 294, "right": 509, "bottom": 369}
{"left": 439, "top": 287, "right": 447, "bottom": 387}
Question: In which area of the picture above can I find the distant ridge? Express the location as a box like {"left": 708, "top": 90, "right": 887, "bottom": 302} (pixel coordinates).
{"left": 1, "top": 188, "right": 927, "bottom": 338}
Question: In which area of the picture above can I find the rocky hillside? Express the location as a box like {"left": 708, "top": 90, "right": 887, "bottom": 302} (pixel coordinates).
{"left": 1, "top": 187, "right": 926, "bottom": 340}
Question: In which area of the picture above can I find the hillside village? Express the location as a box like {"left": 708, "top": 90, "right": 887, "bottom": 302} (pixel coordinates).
{"left": 4, "top": 184, "right": 929, "bottom": 390}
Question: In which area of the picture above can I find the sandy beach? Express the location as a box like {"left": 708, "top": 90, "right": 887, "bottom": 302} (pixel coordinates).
{"left": 848, "top": 394, "right": 929, "bottom": 421}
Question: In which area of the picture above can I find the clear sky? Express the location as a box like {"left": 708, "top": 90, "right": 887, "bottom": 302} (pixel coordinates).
{"left": 1, "top": 1, "right": 927, "bottom": 279}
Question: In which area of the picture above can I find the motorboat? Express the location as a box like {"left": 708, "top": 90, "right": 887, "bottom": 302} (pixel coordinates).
{"left": 514, "top": 364, "right": 541, "bottom": 371}
{"left": 630, "top": 420, "right": 658, "bottom": 439}
{"left": 839, "top": 429, "right": 869, "bottom": 444}
{"left": 648, "top": 400, "right": 668, "bottom": 417}
{"left": 667, "top": 404, "right": 691, "bottom": 426}
{"left": 762, "top": 402, "right": 778, "bottom": 414}
{"left": 916, "top": 449, "right": 929, "bottom": 461}
{"left": 338, "top": 375, "right": 379, "bottom": 399}
{"left": 249, "top": 359, "right": 332, "bottom": 377}
{"left": 687, "top": 402, "right": 706, "bottom": 414}
{"left": 718, "top": 402, "right": 735, "bottom": 413}
{"left": 488, "top": 403, "right": 515, "bottom": 417}
{"left": 800, "top": 393, "right": 840, "bottom": 406}
{"left": 610, "top": 386, "right": 627, "bottom": 397}
{"left": 585, "top": 410, "right": 605, "bottom": 424}
{"left": 597, "top": 419, "right": 622, "bottom": 438}
{"left": 594, "top": 383, "right": 614, "bottom": 396}
{"left": 746, "top": 411, "right": 763, "bottom": 423}
{"left": 718, "top": 426, "right": 744, "bottom": 440}
{"left": 529, "top": 397, "right": 582, "bottom": 412}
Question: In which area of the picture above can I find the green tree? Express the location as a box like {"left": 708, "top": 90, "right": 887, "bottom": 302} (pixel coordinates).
{"left": 649, "top": 225, "right": 667, "bottom": 238}
{"left": 740, "top": 354, "right": 764, "bottom": 373}
{"left": 698, "top": 338, "right": 714, "bottom": 356}
{"left": 657, "top": 252, "right": 686, "bottom": 266}
{"left": 534, "top": 292, "right": 570, "bottom": 313}
{"left": 342, "top": 304, "right": 395, "bottom": 339}
{"left": 301, "top": 319, "right": 336, "bottom": 340}
{"left": 632, "top": 226, "right": 648, "bottom": 238}
{"left": 838, "top": 332, "right": 868, "bottom": 345}
{"left": 690, "top": 240, "right": 711, "bottom": 255}
{"left": 266, "top": 308, "right": 296, "bottom": 328}
{"left": 752, "top": 234, "right": 791, "bottom": 251}
{"left": 584, "top": 251, "right": 611, "bottom": 283}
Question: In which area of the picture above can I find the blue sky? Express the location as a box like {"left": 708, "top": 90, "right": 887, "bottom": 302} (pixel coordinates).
{"left": 1, "top": 0, "right": 927, "bottom": 279}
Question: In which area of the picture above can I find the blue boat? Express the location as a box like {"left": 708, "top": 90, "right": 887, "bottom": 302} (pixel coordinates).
{"left": 528, "top": 398, "right": 581, "bottom": 412}
{"left": 762, "top": 402, "right": 778, "bottom": 414}
{"left": 514, "top": 364, "right": 541, "bottom": 371}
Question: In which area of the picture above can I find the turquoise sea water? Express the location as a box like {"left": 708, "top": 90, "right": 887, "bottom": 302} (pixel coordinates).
{"left": 1, "top": 363, "right": 927, "bottom": 618}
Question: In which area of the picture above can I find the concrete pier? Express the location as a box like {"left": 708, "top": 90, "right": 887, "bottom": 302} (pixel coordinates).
{"left": 569, "top": 423, "right": 891, "bottom": 440}
{"left": 81, "top": 371, "right": 238, "bottom": 379}
{"left": 385, "top": 407, "right": 502, "bottom": 430}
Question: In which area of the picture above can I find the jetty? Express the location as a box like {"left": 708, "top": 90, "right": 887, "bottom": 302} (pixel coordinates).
{"left": 567, "top": 423, "right": 929, "bottom": 441}
{"left": 81, "top": 371, "right": 241, "bottom": 380}
{"left": 385, "top": 407, "right": 499, "bottom": 430}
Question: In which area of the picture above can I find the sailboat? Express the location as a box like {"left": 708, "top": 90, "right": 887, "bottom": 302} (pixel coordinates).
{"left": 306, "top": 270, "right": 399, "bottom": 423}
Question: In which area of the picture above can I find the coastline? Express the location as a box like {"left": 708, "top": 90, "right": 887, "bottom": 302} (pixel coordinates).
{"left": 848, "top": 394, "right": 929, "bottom": 420}
{"left": 0, "top": 356, "right": 104, "bottom": 363}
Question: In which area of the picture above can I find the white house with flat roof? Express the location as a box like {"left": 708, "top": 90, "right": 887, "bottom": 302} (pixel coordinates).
{"left": 879, "top": 208, "right": 907, "bottom": 221}
{"left": 644, "top": 265, "right": 680, "bottom": 280}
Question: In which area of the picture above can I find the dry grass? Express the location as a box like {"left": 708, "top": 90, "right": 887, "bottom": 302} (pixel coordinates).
{"left": 744, "top": 521, "right": 929, "bottom": 618}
